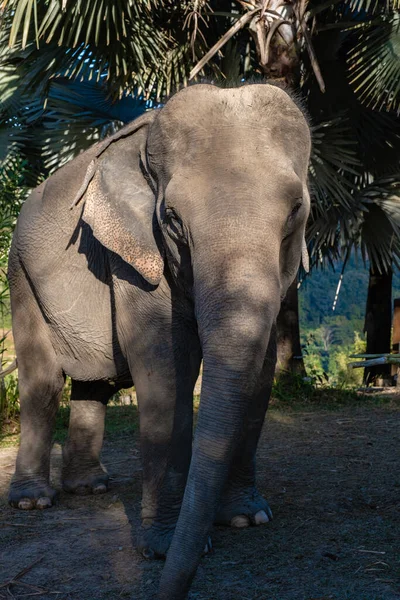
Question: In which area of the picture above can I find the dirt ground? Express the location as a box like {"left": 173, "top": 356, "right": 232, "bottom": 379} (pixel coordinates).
{"left": 1, "top": 402, "right": 399, "bottom": 600}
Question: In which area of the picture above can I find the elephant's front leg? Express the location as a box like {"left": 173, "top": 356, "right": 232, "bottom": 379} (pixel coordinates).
{"left": 216, "top": 327, "right": 277, "bottom": 528}
{"left": 131, "top": 325, "right": 201, "bottom": 559}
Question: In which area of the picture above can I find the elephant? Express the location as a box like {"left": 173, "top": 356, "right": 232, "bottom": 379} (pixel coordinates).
{"left": 8, "top": 82, "right": 311, "bottom": 599}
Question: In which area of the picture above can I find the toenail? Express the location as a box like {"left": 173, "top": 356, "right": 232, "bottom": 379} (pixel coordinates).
{"left": 36, "top": 497, "right": 52, "bottom": 509}
{"left": 93, "top": 484, "right": 107, "bottom": 495}
{"left": 254, "top": 510, "right": 270, "bottom": 525}
{"left": 231, "top": 515, "right": 250, "bottom": 528}
{"left": 18, "top": 498, "right": 34, "bottom": 510}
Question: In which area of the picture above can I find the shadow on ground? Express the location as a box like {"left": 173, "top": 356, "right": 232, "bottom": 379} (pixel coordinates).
{"left": 0, "top": 402, "right": 399, "bottom": 600}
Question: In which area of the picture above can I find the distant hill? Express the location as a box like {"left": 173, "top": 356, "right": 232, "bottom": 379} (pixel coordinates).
{"left": 299, "top": 256, "right": 400, "bottom": 344}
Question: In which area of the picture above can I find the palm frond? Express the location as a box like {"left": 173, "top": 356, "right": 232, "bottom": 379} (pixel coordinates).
{"left": 308, "top": 176, "right": 400, "bottom": 274}
{"left": 348, "top": 176, "right": 400, "bottom": 273}
{"left": 306, "top": 114, "right": 366, "bottom": 266}
{"left": 344, "top": 0, "right": 394, "bottom": 13}
{"left": 359, "top": 175, "right": 400, "bottom": 231}
{"left": 5, "top": 77, "right": 148, "bottom": 174}
{"left": 347, "top": 13, "right": 400, "bottom": 114}
{"left": 360, "top": 205, "right": 400, "bottom": 273}
{"left": 0, "top": 150, "right": 29, "bottom": 209}
{"left": 352, "top": 106, "right": 400, "bottom": 174}
{"left": 3, "top": 0, "right": 160, "bottom": 48}
{"left": 1, "top": 0, "right": 169, "bottom": 98}
{"left": 39, "top": 79, "right": 148, "bottom": 171}
{"left": 309, "top": 114, "right": 362, "bottom": 213}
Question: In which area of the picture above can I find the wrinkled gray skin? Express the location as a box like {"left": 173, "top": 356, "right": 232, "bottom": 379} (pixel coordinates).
{"left": 8, "top": 84, "right": 311, "bottom": 599}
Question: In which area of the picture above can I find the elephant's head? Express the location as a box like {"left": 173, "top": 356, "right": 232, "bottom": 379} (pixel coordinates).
{"left": 80, "top": 83, "right": 311, "bottom": 599}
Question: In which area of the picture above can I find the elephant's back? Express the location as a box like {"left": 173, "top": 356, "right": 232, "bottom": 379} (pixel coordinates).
{"left": 13, "top": 142, "right": 105, "bottom": 290}
{"left": 23, "top": 142, "right": 100, "bottom": 217}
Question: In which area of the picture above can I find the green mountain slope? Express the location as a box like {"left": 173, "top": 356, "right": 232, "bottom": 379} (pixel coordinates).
{"left": 298, "top": 258, "right": 400, "bottom": 383}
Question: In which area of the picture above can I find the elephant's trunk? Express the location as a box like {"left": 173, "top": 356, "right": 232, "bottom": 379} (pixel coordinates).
{"left": 158, "top": 252, "right": 281, "bottom": 599}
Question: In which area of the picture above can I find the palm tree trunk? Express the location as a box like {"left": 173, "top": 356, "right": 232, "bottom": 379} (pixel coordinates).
{"left": 363, "top": 265, "right": 393, "bottom": 384}
{"left": 276, "top": 278, "right": 306, "bottom": 377}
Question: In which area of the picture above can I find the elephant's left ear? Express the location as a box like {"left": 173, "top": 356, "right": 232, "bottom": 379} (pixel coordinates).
{"left": 80, "top": 112, "right": 164, "bottom": 286}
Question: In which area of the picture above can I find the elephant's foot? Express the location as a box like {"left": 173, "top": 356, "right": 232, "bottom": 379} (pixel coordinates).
{"left": 62, "top": 464, "right": 109, "bottom": 495}
{"left": 215, "top": 487, "right": 272, "bottom": 528}
{"left": 137, "top": 524, "right": 213, "bottom": 560}
{"left": 137, "top": 523, "right": 175, "bottom": 559}
{"left": 9, "top": 477, "right": 58, "bottom": 510}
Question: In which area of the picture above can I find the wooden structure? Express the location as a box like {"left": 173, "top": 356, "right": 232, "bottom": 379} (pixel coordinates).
{"left": 349, "top": 297, "right": 400, "bottom": 386}
{"left": 349, "top": 353, "right": 400, "bottom": 388}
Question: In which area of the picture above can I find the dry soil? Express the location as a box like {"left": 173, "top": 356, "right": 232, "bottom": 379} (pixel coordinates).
{"left": 1, "top": 403, "right": 399, "bottom": 600}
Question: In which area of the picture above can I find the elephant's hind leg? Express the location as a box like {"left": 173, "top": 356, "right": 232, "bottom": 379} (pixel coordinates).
{"left": 9, "top": 265, "right": 65, "bottom": 510}
{"left": 62, "top": 380, "right": 120, "bottom": 495}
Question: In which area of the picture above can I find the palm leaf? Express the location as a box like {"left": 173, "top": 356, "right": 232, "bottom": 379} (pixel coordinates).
{"left": 308, "top": 176, "right": 400, "bottom": 275}
{"left": 3, "top": 0, "right": 160, "bottom": 48}
{"left": 347, "top": 13, "right": 400, "bottom": 114}
{"left": 360, "top": 176, "right": 400, "bottom": 230}
{"left": 352, "top": 106, "right": 400, "bottom": 174}
{"left": 347, "top": 176, "right": 400, "bottom": 273}
{"left": 344, "top": 0, "right": 393, "bottom": 13}
{"left": 1, "top": 0, "right": 169, "bottom": 99}
{"left": 312, "top": 0, "right": 400, "bottom": 18}
{"left": 39, "top": 79, "right": 148, "bottom": 171}
{"left": 309, "top": 114, "right": 362, "bottom": 213}
{"left": 306, "top": 114, "right": 366, "bottom": 266}
{"left": 7, "top": 77, "right": 148, "bottom": 173}
{"left": 360, "top": 204, "right": 400, "bottom": 273}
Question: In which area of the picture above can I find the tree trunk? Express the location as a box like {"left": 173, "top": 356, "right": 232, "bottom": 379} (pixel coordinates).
{"left": 276, "top": 278, "right": 306, "bottom": 378}
{"left": 363, "top": 266, "right": 393, "bottom": 384}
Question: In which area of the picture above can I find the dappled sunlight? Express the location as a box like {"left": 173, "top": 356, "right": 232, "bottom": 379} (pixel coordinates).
{"left": 267, "top": 412, "right": 296, "bottom": 425}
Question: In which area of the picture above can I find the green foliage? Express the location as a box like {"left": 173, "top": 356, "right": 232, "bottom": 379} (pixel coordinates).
{"left": 327, "top": 331, "right": 366, "bottom": 386}
{"left": 61, "top": 376, "right": 72, "bottom": 406}
{"left": 270, "top": 374, "right": 396, "bottom": 411}
{"left": 0, "top": 151, "right": 27, "bottom": 330}
{"left": 272, "top": 372, "right": 317, "bottom": 404}
{"left": 54, "top": 403, "right": 139, "bottom": 444}
{"left": 0, "top": 373, "right": 19, "bottom": 423}
{"left": 271, "top": 367, "right": 371, "bottom": 409}
{"left": 0, "top": 150, "right": 27, "bottom": 427}
{"left": 1, "top": 0, "right": 167, "bottom": 98}
{"left": 299, "top": 254, "right": 400, "bottom": 386}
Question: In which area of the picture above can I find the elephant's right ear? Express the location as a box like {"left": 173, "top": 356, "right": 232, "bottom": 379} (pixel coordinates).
{"left": 80, "top": 112, "right": 164, "bottom": 286}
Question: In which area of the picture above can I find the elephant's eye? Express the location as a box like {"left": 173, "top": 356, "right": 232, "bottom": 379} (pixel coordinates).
{"left": 283, "top": 200, "right": 303, "bottom": 240}
{"left": 288, "top": 200, "right": 303, "bottom": 221}
{"left": 164, "top": 207, "right": 185, "bottom": 240}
